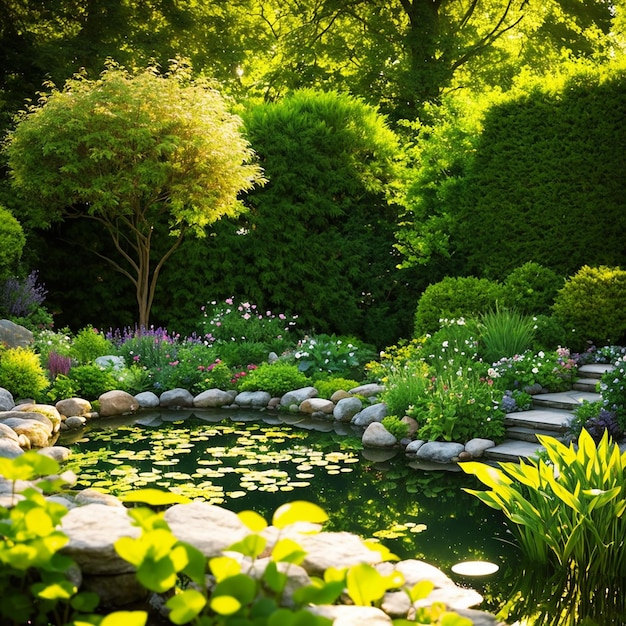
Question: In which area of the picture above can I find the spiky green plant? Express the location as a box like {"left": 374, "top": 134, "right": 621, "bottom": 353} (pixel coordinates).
{"left": 478, "top": 306, "right": 536, "bottom": 364}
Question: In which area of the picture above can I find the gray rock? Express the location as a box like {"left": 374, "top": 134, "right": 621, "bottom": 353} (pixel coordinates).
{"left": 37, "top": 446, "right": 72, "bottom": 462}
{"left": 0, "top": 418, "right": 53, "bottom": 447}
{"left": 56, "top": 397, "right": 92, "bottom": 418}
{"left": 300, "top": 398, "right": 334, "bottom": 414}
{"left": 64, "top": 416, "right": 87, "bottom": 429}
{"left": 352, "top": 402, "right": 387, "bottom": 427}
{"left": 12, "top": 403, "right": 62, "bottom": 432}
{"left": 0, "top": 388, "right": 14, "bottom": 411}
{"left": 0, "top": 319, "right": 33, "bottom": 348}
{"left": 82, "top": 571, "right": 148, "bottom": 608}
{"left": 159, "top": 388, "right": 194, "bottom": 408}
{"left": 98, "top": 390, "right": 140, "bottom": 417}
{"left": 0, "top": 422, "right": 19, "bottom": 442}
{"left": 0, "top": 438, "right": 24, "bottom": 458}
{"left": 74, "top": 488, "right": 125, "bottom": 507}
{"left": 362, "top": 422, "right": 398, "bottom": 448}
{"left": 235, "top": 391, "right": 272, "bottom": 409}
{"left": 404, "top": 439, "right": 426, "bottom": 455}
{"left": 464, "top": 438, "right": 495, "bottom": 458}
{"left": 330, "top": 389, "right": 352, "bottom": 402}
{"left": 94, "top": 355, "right": 126, "bottom": 370}
{"left": 333, "top": 396, "right": 363, "bottom": 422}
{"left": 134, "top": 391, "right": 160, "bottom": 408}
{"left": 280, "top": 387, "right": 318, "bottom": 407}
{"left": 349, "top": 383, "right": 385, "bottom": 397}
{"left": 194, "top": 388, "right": 237, "bottom": 408}
{"left": 415, "top": 442, "right": 466, "bottom": 464}
{"left": 309, "top": 605, "right": 392, "bottom": 625}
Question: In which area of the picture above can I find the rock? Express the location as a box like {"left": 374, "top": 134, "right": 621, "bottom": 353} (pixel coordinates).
{"left": 330, "top": 389, "right": 352, "bottom": 403}
{"left": 415, "top": 442, "right": 465, "bottom": 464}
{"left": 268, "top": 351, "right": 279, "bottom": 364}
{"left": 249, "top": 559, "right": 311, "bottom": 609}
{"left": 349, "top": 383, "right": 385, "bottom": 397}
{"left": 134, "top": 391, "right": 160, "bottom": 408}
{"left": 310, "top": 605, "right": 392, "bottom": 625}
{"left": 37, "top": 446, "right": 72, "bottom": 463}
{"left": 0, "top": 417, "right": 53, "bottom": 447}
{"left": 60, "top": 504, "right": 140, "bottom": 574}
{"left": 56, "top": 398, "right": 92, "bottom": 418}
{"left": 464, "top": 438, "right": 495, "bottom": 458}
{"left": 13, "top": 403, "right": 62, "bottom": 432}
{"left": 1, "top": 410, "right": 53, "bottom": 430}
{"left": 333, "top": 396, "right": 363, "bottom": 422}
{"left": 0, "top": 422, "right": 19, "bottom": 442}
{"left": 393, "top": 559, "right": 454, "bottom": 589}
{"left": 0, "top": 388, "right": 14, "bottom": 411}
{"left": 362, "top": 422, "right": 398, "bottom": 448}
{"left": 0, "top": 319, "right": 34, "bottom": 348}
{"left": 352, "top": 402, "right": 387, "bottom": 427}
{"left": 280, "top": 387, "right": 318, "bottom": 407}
{"left": 98, "top": 390, "right": 139, "bottom": 417}
{"left": 74, "top": 488, "right": 125, "bottom": 507}
{"left": 18, "top": 434, "right": 31, "bottom": 448}
{"left": 64, "top": 416, "right": 87, "bottom": 429}
{"left": 159, "top": 388, "right": 194, "bottom": 408}
{"left": 164, "top": 502, "right": 250, "bottom": 557}
{"left": 194, "top": 389, "right": 236, "bottom": 408}
{"left": 235, "top": 391, "right": 272, "bottom": 409}
{"left": 0, "top": 438, "right": 24, "bottom": 458}
{"left": 401, "top": 416, "right": 419, "bottom": 438}
{"left": 300, "top": 398, "right": 334, "bottom": 414}
{"left": 82, "top": 571, "right": 148, "bottom": 608}
{"left": 94, "top": 355, "right": 126, "bottom": 370}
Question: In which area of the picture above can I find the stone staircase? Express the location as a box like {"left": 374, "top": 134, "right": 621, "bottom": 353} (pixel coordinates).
{"left": 483, "top": 364, "right": 613, "bottom": 463}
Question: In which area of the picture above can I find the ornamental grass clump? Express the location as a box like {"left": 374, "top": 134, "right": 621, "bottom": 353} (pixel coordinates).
{"left": 478, "top": 306, "right": 536, "bottom": 364}
{"left": 462, "top": 429, "right": 626, "bottom": 579}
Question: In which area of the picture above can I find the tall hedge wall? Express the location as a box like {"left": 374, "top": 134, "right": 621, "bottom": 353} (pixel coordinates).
{"left": 449, "top": 69, "right": 626, "bottom": 278}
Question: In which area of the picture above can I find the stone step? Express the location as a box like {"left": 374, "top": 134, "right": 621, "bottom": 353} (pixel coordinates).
{"left": 505, "top": 426, "right": 566, "bottom": 443}
{"left": 531, "top": 390, "right": 601, "bottom": 411}
{"left": 483, "top": 439, "right": 543, "bottom": 463}
{"left": 573, "top": 378, "right": 600, "bottom": 393}
{"left": 578, "top": 363, "right": 614, "bottom": 379}
{"left": 505, "top": 407, "right": 574, "bottom": 433}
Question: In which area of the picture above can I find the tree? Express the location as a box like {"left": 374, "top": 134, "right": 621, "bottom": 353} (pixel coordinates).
{"left": 0, "top": 205, "right": 24, "bottom": 279}
{"left": 4, "top": 64, "right": 264, "bottom": 327}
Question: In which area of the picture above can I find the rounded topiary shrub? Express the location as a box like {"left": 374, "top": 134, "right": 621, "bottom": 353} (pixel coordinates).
{"left": 502, "top": 262, "right": 564, "bottom": 316}
{"left": 238, "top": 362, "right": 310, "bottom": 397}
{"left": 414, "top": 276, "right": 504, "bottom": 336}
{"left": 552, "top": 265, "right": 626, "bottom": 349}
{"left": 0, "top": 347, "right": 49, "bottom": 400}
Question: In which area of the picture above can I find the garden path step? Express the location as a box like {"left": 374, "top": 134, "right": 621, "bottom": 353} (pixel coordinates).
{"left": 504, "top": 408, "right": 574, "bottom": 433}
{"left": 573, "top": 378, "right": 600, "bottom": 392}
{"left": 482, "top": 439, "right": 544, "bottom": 463}
{"left": 531, "top": 390, "right": 601, "bottom": 411}
{"left": 505, "top": 426, "right": 562, "bottom": 443}
{"left": 578, "top": 363, "right": 614, "bottom": 379}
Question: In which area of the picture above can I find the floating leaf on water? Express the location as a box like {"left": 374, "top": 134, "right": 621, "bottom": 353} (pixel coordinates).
{"left": 340, "top": 468, "right": 353, "bottom": 473}
{"left": 238, "top": 459, "right": 259, "bottom": 466}
{"left": 289, "top": 482, "right": 311, "bottom": 488}
{"left": 227, "top": 491, "right": 247, "bottom": 499}
{"left": 153, "top": 460, "right": 179, "bottom": 466}
{"left": 410, "top": 524, "right": 427, "bottom": 533}
{"left": 296, "top": 473, "right": 315, "bottom": 479}
{"left": 280, "top": 486, "right": 295, "bottom": 492}
{"left": 296, "top": 464, "right": 313, "bottom": 471}
{"left": 327, "top": 470, "right": 340, "bottom": 475}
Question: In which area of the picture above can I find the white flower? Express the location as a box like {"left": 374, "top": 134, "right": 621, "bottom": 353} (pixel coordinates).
{"left": 442, "top": 341, "right": 449, "bottom": 348}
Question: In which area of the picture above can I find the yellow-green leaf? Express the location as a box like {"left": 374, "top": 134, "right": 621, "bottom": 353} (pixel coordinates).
{"left": 238, "top": 509, "right": 268, "bottom": 532}
{"left": 166, "top": 589, "right": 207, "bottom": 624}
{"left": 272, "top": 501, "right": 328, "bottom": 529}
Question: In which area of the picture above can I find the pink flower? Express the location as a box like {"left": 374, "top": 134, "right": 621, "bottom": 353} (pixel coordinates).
{"left": 169, "top": 360, "right": 179, "bottom": 367}
{"left": 225, "top": 297, "right": 233, "bottom": 305}
{"left": 243, "top": 313, "right": 251, "bottom": 320}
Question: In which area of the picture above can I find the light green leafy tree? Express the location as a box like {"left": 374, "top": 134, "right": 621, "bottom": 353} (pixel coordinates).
{"left": 4, "top": 63, "right": 264, "bottom": 327}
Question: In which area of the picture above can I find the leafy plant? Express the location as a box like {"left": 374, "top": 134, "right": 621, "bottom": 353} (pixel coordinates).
{"left": 110, "top": 325, "right": 181, "bottom": 371}
{"left": 313, "top": 377, "right": 361, "bottom": 399}
{"left": 0, "top": 346, "right": 49, "bottom": 399}
{"left": 462, "top": 429, "right": 626, "bottom": 580}
{"left": 381, "top": 361, "right": 432, "bottom": 418}
{"left": 238, "top": 362, "right": 310, "bottom": 397}
{"left": 69, "top": 326, "right": 114, "bottom": 364}
{"left": 499, "top": 389, "right": 532, "bottom": 414}
{"left": 67, "top": 364, "right": 118, "bottom": 399}
{"left": 0, "top": 270, "right": 47, "bottom": 318}
{"left": 423, "top": 318, "right": 480, "bottom": 374}
{"left": 478, "top": 307, "right": 536, "bottom": 364}
{"left": 381, "top": 415, "right": 410, "bottom": 440}
{"left": 502, "top": 262, "right": 564, "bottom": 316}
{"left": 33, "top": 328, "right": 73, "bottom": 363}
{"left": 46, "top": 374, "right": 79, "bottom": 403}
{"left": 600, "top": 356, "right": 626, "bottom": 431}
{"left": 365, "top": 338, "right": 427, "bottom": 383}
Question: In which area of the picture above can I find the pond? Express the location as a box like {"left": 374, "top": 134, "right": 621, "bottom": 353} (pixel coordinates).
{"left": 60, "top": 408, "right": 519, "bottom": 614}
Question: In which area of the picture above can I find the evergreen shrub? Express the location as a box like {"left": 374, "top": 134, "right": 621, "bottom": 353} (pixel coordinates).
{"left": 67, "top": 365, "right": 118, "bottom": 399}
{"left": 69, "top": 326, "right": 114, "bottom": 364}
{"left": 237, "top": 362, "right": 310, "bottom": 397}
{"left": 0, "top": 347, "right": 49, "bottom": 399}
{"left": 0, "top": 206, "right": 25, "bottom": 280}
{"left": 502, "top": 262, "right": 564, "bottom": 316}
{"left": 552, "top": 265, "right": 626, "bottom": 349}
{"left": 313, "top": 377, "right": 361, "bottom": 399}
{"left": 414, "top": 276, "right": 504, "bottom": 336}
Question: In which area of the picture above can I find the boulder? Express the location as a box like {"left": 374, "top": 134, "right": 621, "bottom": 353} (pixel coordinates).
{"left": 362, "top": 422, "right": 397, "bottom": 448}
{"left": 0, "top": 417, "right": 54, "bottom": 447}
{"left": 0, "top": 422, "right": 19, "bottom": 442}
{"left": 405, "top": 440, "right": 426, "bottom": 456}
{"left": 415, "top": 442, "right": 465, "bottom": 464}
{"left": 74, "top": 488, "right": 125, "bottom": 507}
{"left": 310, "top": 605, "right": 392, "bottom": 626}
{"left": 64, "top": 416, "right": 87, "bottom": 429}
{"left": 0, "top": 438, "right": 24, "bottom": 458}
{"left": 0, "top": 388, "right": 14, "bottom": 411}
{"left": 159, "top": 388, "right": 194, "bottom": 408}
{"left": 300, "top": 398, "right": 334, "bottom": 414}
{"left": 235, "top": 391, "right": 272, "bottom": 409}
{"left": 37, "top": 446, "right": 72, "bottom": 463}
{"left": 13, "top": 403, "right": 62, "bottom": 432}
{"left": 56, "top": 398, "right": 92, "bottom": 418}
{"left": 464, "top": 438, "right": 495, "bottom": 458}
{"left": 0, "top": 319, "right": 33, "bottom": 348}
{"left": 349, "top": 383, "right": 385, "bottom": 397}
{"left": 280, "top": 387, "right": 318, "bottom": 407}
{"left": 352, "top": 403, "right": 387, "bottom": 427}
{"left": 94, "top": 355, "right": 126, "bottom": 370}
{"left": 134, "top": 391, "right": 160, "bottom": 408}
{"left": 194, "top": 389, "right": 237, "bottom": 408}
{"left": 98, "top": 390, "right": 139, "bottom": 417}
{"left": 333, "top": 396, "right": 363, "bottom": 422}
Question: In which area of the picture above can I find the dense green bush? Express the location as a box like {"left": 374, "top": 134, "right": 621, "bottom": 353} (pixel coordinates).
{"left": 313, "top": 377, "right": 361, "bottom": 399}
{"left": 0, "top": 206, "right": 25, "bottom": 280}
{"left": 69, "top": 326, "right": 114, "bottom": 364}
{"left": 381, "top": 415, "right": 410, "bottom": 440}
{"left": 66, "top": 364, "right": 118, "bottom": 399}
{"left": 502, "top": 262, "right": 564, "bottom": 316}
{"left": 0, "top": 346, "right": 49, "bottom": 399}
{"left": 552, "top": 265, "right": 626, "bottom": 349}
{"left": 414, "top": 276, "right": 504, "bottom": 336}
{"left": 237, "top": 362, "right": 310, "bottom": 397}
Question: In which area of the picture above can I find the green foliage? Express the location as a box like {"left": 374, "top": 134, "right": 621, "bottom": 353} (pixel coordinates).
{"left": 312, "top": 378, "right": 361, "bottom": 400}
{"left": 0, "top": 346, "right": 49, "bottom": 399}
{"left": 291, "top": 334, "right": 375, "bottom": 380}
{"left": 423, "top": 319, "right": 480, "bottom": 374}
{"left": 531, "top": 314, "right": 571, "bottom": 352}
{"left": 0, "top": 206, "right": 25, "bottom": 280}
{"left": 365, "top": 339, "right": 427, "bottom": 383}
{"left": 69, "top": 326, "right": 114, "bottom": 364}
{"left": 414, "top": 276, "right": 504, "bottom": 336}
{"left": 601, "top": 356, "right": 626, "bottom": 431}
{"left": 46, "top": 374, "right": 79, "bottom": 403}
{"left": 478, "top": 307, "right": 536, "bottom": 365}
{"left": 381, "top": 415, "right": 410, "bottom": 441}
{"left": 380, "top": 361, "right": 432, "bottom": 418}
{"left": 462, "top": 429, "right": 626, "bottom": 579}
{"left": 67, "top": 365, "right": 118, "bottom": 400}
{"left": 34, "top": 328, "right": 73, "bottom": 362}
{"left": 502, "top": 262, "right": 564, "bottom": 316}
{"left": 552, "top": 265, "right": 626, "bottom": 349}
{"left": 570, "top": 400, "right": 604, "bottom": 437}
{"left": 412, "top": 366, "right": 506, "bottom": 443}
{"left": 238, "top": 362, "right": 310, "bottom": 397}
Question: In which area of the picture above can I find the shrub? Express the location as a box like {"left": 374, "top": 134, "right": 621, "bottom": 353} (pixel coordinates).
{"left": 313, "top": 377, "right": 361, "bottom": 399}
{"left": 571, "top": 401, "right": 623, "bottom": 442}
{"left": 502, "top": 262, "right": 564, "bottom": 316}
{"left": 365, "top": 338, "right": 426, "bottom": 383}
{"left": 0, "top": 346, "right": 49, "bottom": 399}
{"left": 600, "top": 356, "right": 626, "bottom": 431}
{"left": 531, "top": 314, "right": 570, "bottom": 351}
{"left": 478, "top": 307, "right": 536, "bottom": 364}
{"left": 47, "top": 351, "right": 72, "bottom": 378}
{"left": 381, "top": 361, "right": 432, "bottom": 418}
{"left": 46, "top": 374, "right": 79, "bottom": 402}
{"left": 69, "top": 326, "right": 114, "bottom": 364}
{"left": 552, "top": 265, "right": 626, "bottom": 349}
{"left": 237, "top": 362, "right": 310, "bottom": 397}
{"left": 67, "top": 365, "right": 118, "bottom": 399}
{"left": 381, "top": 415, "right": 410, "bottom": 440}
{"left": 212, "top": 341, "right": 283, "bottom": 369}
{"left": 110, "top": 325, "right": 180, "bottom": 370}
{"left": 33, "top": 328, "right": 73, "bottom": 363}
{"left": 0, "top": 206, "right": 25, "bottom": 280}
{"left": 423, "top": 318, "right": 480, "bottom": 374}
{"left": 414, "top": 276, "right": 504, "bottom": 336}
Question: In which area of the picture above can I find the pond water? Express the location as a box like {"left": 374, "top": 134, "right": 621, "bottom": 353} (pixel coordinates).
{"left": 61, "top": 409, "right": 520, "bottom": 613}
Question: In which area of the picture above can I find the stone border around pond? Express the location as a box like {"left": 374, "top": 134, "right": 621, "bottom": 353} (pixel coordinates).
{"left": 0, "top": 382, "right": 495, "bottom": 467}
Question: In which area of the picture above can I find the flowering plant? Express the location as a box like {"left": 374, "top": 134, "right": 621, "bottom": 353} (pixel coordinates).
{"left": 423, "top": 318, "right": 480, "bottom": 374}
{"left": 365, "top": 338, "right": 426, "bottom": 383}
{"left": 490, "top": 348, "right": 577, "bottom": 393}
{"left": 600, "top": 356, "right": 626, "bottom": 431}
{"left": 500, "top": 389, "right": 532, "bottom": 413}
